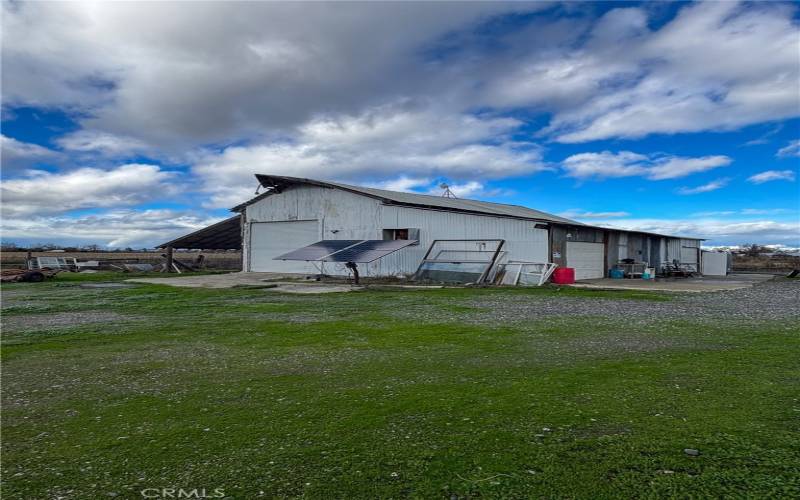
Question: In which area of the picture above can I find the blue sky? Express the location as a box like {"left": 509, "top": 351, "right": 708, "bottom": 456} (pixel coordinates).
{"left": 1, "top": 1, "right": 798, "bottom": 248}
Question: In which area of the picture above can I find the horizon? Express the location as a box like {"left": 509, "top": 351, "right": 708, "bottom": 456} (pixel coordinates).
{"left": 2, "top": 1, "right": 799, "bottom": 248}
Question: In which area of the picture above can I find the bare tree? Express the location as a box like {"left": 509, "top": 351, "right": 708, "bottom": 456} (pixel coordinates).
{"left": 741, "top": 243, "right": 767, "bottom": 257}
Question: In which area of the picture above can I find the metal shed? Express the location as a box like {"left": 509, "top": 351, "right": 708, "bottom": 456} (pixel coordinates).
{"left": 234, "top": 176, "right": 567, "bottom": 276}
{"left": 166, "top": 174, "right": 705, "bottom": 280}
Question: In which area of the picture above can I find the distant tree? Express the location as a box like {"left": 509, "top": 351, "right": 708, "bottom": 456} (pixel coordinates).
{"left": 741, "top": 243, "right": 768, "bottom": 257}
{"left": 0, "top": 242, "right": 20, "bottom": 251}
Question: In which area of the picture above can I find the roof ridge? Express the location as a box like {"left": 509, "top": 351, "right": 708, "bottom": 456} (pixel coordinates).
{"left": 244, "top": 174, "right": 582, "bottom": 225}
{"left": 321, "top": 178, "right": 569, "bottom": 217}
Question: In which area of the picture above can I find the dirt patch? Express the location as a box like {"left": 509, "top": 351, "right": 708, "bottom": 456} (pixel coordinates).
{"left": 79, "top": 283, "right": 136, "bottom": 289}
{"left": 1, "top": 311, "right": 136, "bottom": 333}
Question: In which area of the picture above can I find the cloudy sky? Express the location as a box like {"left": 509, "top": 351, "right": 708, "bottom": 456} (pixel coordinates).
{"left": 1, "top": 1, "right": 798, "bottom": 248}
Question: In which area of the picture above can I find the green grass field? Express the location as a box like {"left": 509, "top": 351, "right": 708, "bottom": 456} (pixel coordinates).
{"left": 2, "top": 273, "right": 798, "bottom": 499}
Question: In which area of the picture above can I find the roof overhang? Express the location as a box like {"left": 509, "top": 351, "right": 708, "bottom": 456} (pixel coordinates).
{"left": 232, "top": 175, "right": 392, "bottom": 212}
{"left": 158, "top": 215, "right": 242, "bottom": 250}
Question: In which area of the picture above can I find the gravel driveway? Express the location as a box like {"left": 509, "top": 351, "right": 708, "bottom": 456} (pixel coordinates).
{"left": 393, "top": 279, "right": 800, "bottom": 326}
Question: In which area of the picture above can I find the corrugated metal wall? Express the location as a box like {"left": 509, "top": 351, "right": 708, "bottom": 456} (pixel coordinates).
{"left": 681, "top": 238, "right": 700, "bottom": 248}
{"left": 666, "top": 238, "right": 681, "bottom": 263}
{"left": 244, "top": 185, "right": 382, "bottom": 274}
{"left": 606, "top": 231, "right": 620, "bottom": 269}
{"left": 627, "top": 233, "right": 646, "bottom": 262}
{"left": 378, "top": 205, "right": 548, "bottom": 276}
{"left": 618, "top": 232, "right": 628, "bottom": 260}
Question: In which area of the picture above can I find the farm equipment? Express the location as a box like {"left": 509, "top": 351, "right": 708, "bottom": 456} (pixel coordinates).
{"left": 1, "top": 268, "right": 61, "bottom": 283}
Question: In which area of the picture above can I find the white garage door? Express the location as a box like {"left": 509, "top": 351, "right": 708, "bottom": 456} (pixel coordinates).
{"left": 249, "top": 220, "right": 319, "bottom": 273}
{"left": 566, "top": 242, "right": 605, "bottom": 280}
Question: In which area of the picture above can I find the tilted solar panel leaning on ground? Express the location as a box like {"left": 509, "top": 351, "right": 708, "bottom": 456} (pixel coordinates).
{"left": 275, "top": 240, "right": 418, "bottom": 263}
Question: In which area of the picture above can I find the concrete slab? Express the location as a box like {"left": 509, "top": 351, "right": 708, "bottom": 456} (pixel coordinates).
{"left": 126, "top": 272, "right": 447, "bottom": 293}
{"left": 127, "top": 272, "right": 365, "bottom": 294}
{"left": 127, "top": 272, "right": 307, "bottom": 289}
{"left": 568, "top": 273, "right": 775, "bottom": 293}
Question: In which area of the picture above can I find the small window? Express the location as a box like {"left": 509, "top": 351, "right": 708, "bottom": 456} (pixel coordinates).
{"left": 383, "top": 228, "right": 419, "bottom": 244}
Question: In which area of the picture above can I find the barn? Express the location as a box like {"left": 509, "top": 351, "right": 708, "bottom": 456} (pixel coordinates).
{"left": 164, "top": 174, "right": 704, "bottom": 280}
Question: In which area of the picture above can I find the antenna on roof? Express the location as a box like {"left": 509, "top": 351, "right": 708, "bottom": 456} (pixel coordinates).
{"left": 440, "top": 183, "right": 457, "bottom": 198}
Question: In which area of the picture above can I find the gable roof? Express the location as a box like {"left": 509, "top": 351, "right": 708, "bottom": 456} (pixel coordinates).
{"left": 232, "top": 174, "right": 581, "bottom": 225}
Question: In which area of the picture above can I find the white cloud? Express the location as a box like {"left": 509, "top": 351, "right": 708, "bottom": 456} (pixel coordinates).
{"left": 646, "top": 156, "right": 732, "bottom": 180}
{"left": 1, "top": 209, "right": 221, "bottom": 248}
{"left": 777, "top": 139, "right": 800, "bottom": 158}
{"left": 1, "top": 134, "right": 60, "bottom": 171}
{"left": 1, "top": 164, "right": 178, "bottom": 216}
{"left": 1, "top": 2, "right": 539, "bottom": 147}
{"left": 561, "top": 151, "right": 731, "bottom": 180}
{"left": 559, "top": 209, "right": 631, "bottom": 219}
{"left": 591, "top": 217, "right": 800, "bottom": 246}
{"left": 543, "top": 2, "right": 800, "bottom": 142}
{"left": 691, "top": 208, "right": 791, "bottom": 217}
{"left": 55, "top": 130, "right": 149, "bottom": 156}
{"left": 428, "top": 181, "right": 484, "bottom": 198}
{"left": 741, "top": 208, "right": 792, "bottom": 215}
{"left": 690, "top": 210, "right": 737, "bottom": 217}
{"left": 561, "top": 151, "right": 648, "bottom": 179}
{"left": 747, "top": 170, "right": 796, "bottom": 184}
{"left": 3, "top": 1, "right": 796, "bottom": 150}
{"left": 365, "top": 177, "right": 432, "bottom": 193}
{"left": 193, "top": 105, "right": 546, "bottom": 208}
{"left": 743, "top": 124, "right": 783, "bottom": 146}
{"left": 365, "top": 177, "right": 496, "bottom": 199}
{"left": 677, "top": 178, "right": 730, "bottom": 195}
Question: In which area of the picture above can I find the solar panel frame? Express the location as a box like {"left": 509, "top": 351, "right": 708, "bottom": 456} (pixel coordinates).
{"left": 321, "top": 239, "right": 418, "bottom": 263}
{"left": 273, "top": 240, "right": 363, "bottom": 261}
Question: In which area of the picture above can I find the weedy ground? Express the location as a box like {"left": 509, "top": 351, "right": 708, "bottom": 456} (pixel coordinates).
{"left": 2, "top": 272, "right": 798, "bottom": 499}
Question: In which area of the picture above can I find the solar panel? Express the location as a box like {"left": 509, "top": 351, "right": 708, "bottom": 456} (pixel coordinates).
{"left": 274, "top": 240, "right": 362, "bottom": 261}
{"left": 322, "top": 239, "right": 417, "bottom": 263}
{"left": 274, "top": 239, "right": 418, "bottom": 263}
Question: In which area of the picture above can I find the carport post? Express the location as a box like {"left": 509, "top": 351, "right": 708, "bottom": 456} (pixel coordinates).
{"left": 166, "top": 246, "right": 174, "bottom": 273}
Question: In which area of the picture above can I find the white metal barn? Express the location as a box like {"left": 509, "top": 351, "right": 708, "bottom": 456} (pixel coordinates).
{"left": 231, "top": 175, "right": 574, "bottom": 277}
{"left": 162, "top": 174, "right": 707, "bottom": 280}
{"left": 211, "top": 175, "right": 705, "bottom": 279}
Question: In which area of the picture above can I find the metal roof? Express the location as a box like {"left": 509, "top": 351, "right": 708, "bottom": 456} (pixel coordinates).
{"left": 229, "top": 175, "right": 703, "bottom": 241}
{"left": 598, "top": 226, "right": 705, "bottom": 241}
{"left": 158, "top": 216, "right": 241, "bottom": 249}
{"left": 232, "top": 174, "right": 582, "bottom": 225}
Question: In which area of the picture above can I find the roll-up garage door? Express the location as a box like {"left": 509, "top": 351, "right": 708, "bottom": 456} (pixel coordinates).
{"left": 249, "top": 220, "right": 319, "bottom": 273}
{"left": 566, "top": 242, "right": 605, "bottom": 280}
{"left": 680, "top": 247, "right": 698, "bottom": 264}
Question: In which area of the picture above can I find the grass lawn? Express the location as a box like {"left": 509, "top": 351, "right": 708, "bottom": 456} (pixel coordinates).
{"left": 2, "top": 273, "right": 798, "bottom": 499}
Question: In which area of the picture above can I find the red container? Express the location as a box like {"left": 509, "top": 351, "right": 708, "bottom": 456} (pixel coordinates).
{"left": 551, "top": 267, "right": 575, "bottom": 284}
